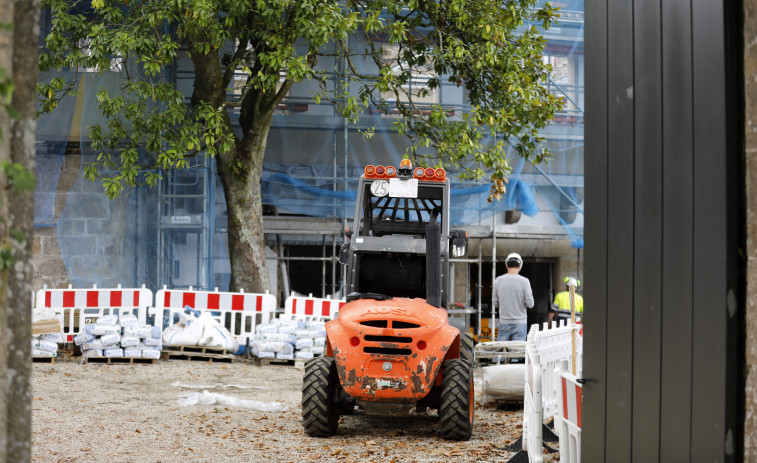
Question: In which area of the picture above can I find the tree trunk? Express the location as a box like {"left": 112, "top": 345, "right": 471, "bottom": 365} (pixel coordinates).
{"left": 0, "top": 0, "right": 11, "bottom": 458}
{"left": 216, "top": 115, "right": 273, "bottom": 293}
{"left": 3, "top": 0, "right": 40, "bottom": 460}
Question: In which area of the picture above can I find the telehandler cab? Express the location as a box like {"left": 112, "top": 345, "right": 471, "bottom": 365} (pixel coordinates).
{"left": 301, "top": 159, "right": 474, "bottom": 440}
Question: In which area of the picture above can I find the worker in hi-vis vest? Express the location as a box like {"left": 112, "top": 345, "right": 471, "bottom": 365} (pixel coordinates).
{"left": 548, "top": 277, "right": 583, "bottom": 322}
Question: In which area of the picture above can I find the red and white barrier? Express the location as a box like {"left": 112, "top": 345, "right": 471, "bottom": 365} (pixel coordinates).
{"left": 522, "top": 321, "right": 581, "bottom": 463}
{"left": 556, "top": 363, "right": 583, "bottom": 463}
{"left": 35, "top": 285, "right": 153, "bottom": 342}
{"left": 153, "top": 287, "right": 276, "bottom": 347}
{"left": 284, "top": 294, "right": 344, "bottom": 320}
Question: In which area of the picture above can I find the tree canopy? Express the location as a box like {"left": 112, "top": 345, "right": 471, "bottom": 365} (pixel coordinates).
{"left": 39, "top": 0, "right": 561, "bottom": 199}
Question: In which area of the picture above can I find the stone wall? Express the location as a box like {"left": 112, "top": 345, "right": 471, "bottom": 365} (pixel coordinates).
{"left": 31, "top": 147, "right": 81, "bottom": 293}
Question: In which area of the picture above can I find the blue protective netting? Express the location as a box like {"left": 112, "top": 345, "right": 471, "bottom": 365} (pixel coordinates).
{"left": 38, "top": 1, "right": 584, "bottom": 291}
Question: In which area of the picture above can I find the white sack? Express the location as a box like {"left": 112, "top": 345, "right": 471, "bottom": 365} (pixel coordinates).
{"left": 482, "top": 364, "right": 526, "bottom": 402}
{"left": 124, "top": 348, "right": 142, "bottom": 358}
{"left": 100, "top": 333, "right": 121, "bottom": 347}
{"left": 120, "top": 336, "right": 140, "bottom": 347}
{"left": 92, "top": 325, "right": 121, "bottom": 336}
{"left": 31, "top": 339, "right": 58, "bottom": 353}
{"left": 82, "top": 339, "right": 104, "bottom": 350}
{"left": 119, "top": 314, "right": 139, "bottom": 329}
{"left": 141, "top": 349, "right": 161, "bottom": 360}
{"left": 31, "top": 349, "right": 56, "bottom": 358}
{"left": 124, "top": 326, "right": 153, "bottom": 338}
{"left": 295, "top": 338, "right": 314, "bottom": 349}
{"left": 32, "top": 308, "right": 57, "bottom": 322}
{"left": 96, "top": 315, "right": 119, "bottom": 325}
{"left": 73, "top": 332, "right": 94, "bottom": 346}
{"left": 104, "top": 348, "right": 124, "bottom": 358}
{"left": 82, "top": 349, "right": 103, "bottom": 358}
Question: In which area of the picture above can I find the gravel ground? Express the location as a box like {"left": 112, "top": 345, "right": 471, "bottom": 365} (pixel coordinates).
{"left": 32, "top": 359, "right": 558, "bottom": 463}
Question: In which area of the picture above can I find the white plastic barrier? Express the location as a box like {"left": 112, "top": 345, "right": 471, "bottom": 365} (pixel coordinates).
{"left": 556, "top": 361, "right": 583, "bottom": 463}
{"left": 522, "top": 321, "right": 578, "bottom": 463}
{"left": 153, "top": 287, "right": 276, "bottom": 348}
{"left": 35, "top": 285, "right": 152, "bottom": 343}
{"left": 284, "top": 294, "right": 344, "bottom": 321}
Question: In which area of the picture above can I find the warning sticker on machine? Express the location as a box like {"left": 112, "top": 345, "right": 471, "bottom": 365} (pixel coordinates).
{"left": 389, "top": 178, "right": 418, "bottom": 198}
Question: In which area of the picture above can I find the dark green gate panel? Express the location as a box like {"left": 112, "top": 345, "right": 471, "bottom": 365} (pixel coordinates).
{"left": 583, "top": 0, "right": 741, "bottom": 461}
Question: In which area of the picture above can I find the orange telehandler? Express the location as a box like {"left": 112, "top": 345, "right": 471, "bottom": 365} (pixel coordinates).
{"left": 302, "top": 159, "right": 474, "bottom": 440}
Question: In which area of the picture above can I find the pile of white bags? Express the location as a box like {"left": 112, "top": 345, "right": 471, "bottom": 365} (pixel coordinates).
{"left": 251, "top": 318, "right": 326, "bottom": 360}
{"left": 74, "top": 313, "right": 162, "bottom": 360}
{"left": 31, "top": 333, "right": 59, "bottom": 358}
{"left": 162, "top": 311, "right": 239, "bottom": 353}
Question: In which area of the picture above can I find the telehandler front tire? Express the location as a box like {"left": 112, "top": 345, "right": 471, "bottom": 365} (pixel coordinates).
{"left": 439, "top": 359, "right": 474, "bottom": 440}
{"left": 302, "top": 357, "right": 339, "bottom": 437}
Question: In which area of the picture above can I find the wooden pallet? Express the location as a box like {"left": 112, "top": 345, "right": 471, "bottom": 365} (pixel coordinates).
{"left": 162, "top": 346, "right": 235, "bottom": 363}
{"left": 80, "top": 356, "right": 157, "bottom": 365}
{"left": 255, "top": 358, "right": 306, "bottom": 369}
{"left": 32, "top": 356, "right": 55, "bottom": 364}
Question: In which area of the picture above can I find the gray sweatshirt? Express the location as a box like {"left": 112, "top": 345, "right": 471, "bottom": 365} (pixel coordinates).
{"left": 492, "top": 273, "right": 535, "bottom": 324}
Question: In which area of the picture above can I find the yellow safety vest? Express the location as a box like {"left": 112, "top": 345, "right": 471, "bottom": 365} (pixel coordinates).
{"left": 553, "top": 291, "right": 584, "bottom": 313}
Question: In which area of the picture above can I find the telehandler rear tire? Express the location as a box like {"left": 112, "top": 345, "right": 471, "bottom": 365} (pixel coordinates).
{"left": 439, "top": 359, "right": 474, "bottom": 440}
{"left": 302, "top": 357, "right": 339, "bottom": 437}
{"left": 460, "top": 332, "right": 475, "bottom": 364}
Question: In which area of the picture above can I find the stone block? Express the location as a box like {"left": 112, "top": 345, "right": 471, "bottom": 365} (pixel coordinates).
{"left": 34, "top": 257, "right": 68, "bottom": 279}
{"left": 42, "top": 235, "right": 62, "bottom": 256}
{"left": 61, "top": 193, "right": 109, "bottom": 218}
{"left": 87, "top": 219, "right": 121, "bottom": 236}
{"left": 57, "top": 219, "right": 86, "bottom": 236}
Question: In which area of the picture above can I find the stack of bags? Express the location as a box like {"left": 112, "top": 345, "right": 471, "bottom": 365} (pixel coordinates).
{"left": 73, "top": 313, "right": 163, "bottom": 360}
{"left": 251, "top": 318, "right": 326, "bottom": 361}
{"left": 31, "top": 334, "right": 59, "bottom": 358}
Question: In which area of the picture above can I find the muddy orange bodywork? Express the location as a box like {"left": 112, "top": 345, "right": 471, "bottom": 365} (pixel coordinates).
{"left": 325, "top": 297, "right": 461, "bottom": 407}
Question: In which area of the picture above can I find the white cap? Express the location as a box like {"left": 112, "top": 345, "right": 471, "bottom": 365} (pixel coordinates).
{"left": 565, "top": 277, "right": 579, "bottom": 287}
{"left": 506, "top": 253, "right": 522, "bottom": 264}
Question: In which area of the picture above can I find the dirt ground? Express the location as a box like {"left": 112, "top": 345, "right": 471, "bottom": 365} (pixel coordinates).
{"left": 31, "top": 359, "right": 558, "bottom": 463}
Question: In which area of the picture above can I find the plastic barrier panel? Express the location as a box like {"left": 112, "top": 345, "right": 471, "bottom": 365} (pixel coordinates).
{"left": 522, "top": 331, "right": 544, "bottom": 463}
{"left": 521, "top": 321, "right": 579, "bottom": 463}
{"left": 532, "top": 321, "right": 574, "bottom": 420}
{"left": 153, "top": 287, "right": 276, "bottom": 347}
{"left": 284, "top": 294, "right": 344, "bottom": 320}
{"left": 34, "top": 285, "right": 153, "bottom": 342}
{"left": 556, "top": 364, "right": 583, "bottom": 463}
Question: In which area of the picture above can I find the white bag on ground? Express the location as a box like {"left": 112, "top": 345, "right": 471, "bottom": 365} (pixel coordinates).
{"left": 92, "top": 324, "right": 121, "bottom": 336}
{"left": 177, "top": 390, "right": 286, "bottom": 412}
{"left": 124, "top": 348, "right": 142, "bottom": 358}
{"left": 119, "top": 314, "right": 139, "bottom": 329}
{"left": 32, "top": 349, "right": 56, "bottom": 358}
{"left": 482, "top": 364, "right": 526, "bottom": 402}
{"left": 32, "top": 307, "right": 57, "bottom": 322}
{"left": 295, "top": 350, "right": 315, "bottom": 360}
{"left": 82, "top": 349, "right": 102, "bottom": 358}
{"left": 31, "top": 339, "right": 58, "bottom": 353}
{"left": 276, "top": 352, "right": 294, "bottom": 360}
{"left": 104, "top": 348, "right": 124, "bottom": 358}
{"left": 73, "top": 332, "right": 94, "bottom": 346}
{"left": 96, "top": 315, "right": 119, "bottom": 325}
{"left": 100, "top": 333, "right": 121, "bottom": 347}
{"left": 295, "top": 338, "right": 314, "bottom": 349}
{"left": 141, "top": 349, "right": 161, "bottom": 360}
{"left": 163, "top": 312, "right": 238, "bottom": 352}
{"left": 120, "top": 336, "right": 140, "bottom": 347}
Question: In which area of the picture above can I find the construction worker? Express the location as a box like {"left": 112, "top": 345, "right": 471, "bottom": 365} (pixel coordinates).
{"left": 549, "top": 277, "right": 583, "bottom": 322}
{"left": 492, "top": 253, "right": 534, "bottom": 341}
